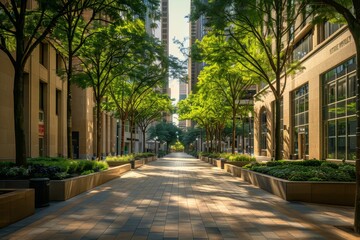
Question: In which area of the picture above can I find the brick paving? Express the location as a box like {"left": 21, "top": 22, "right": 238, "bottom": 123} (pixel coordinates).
{"left": 0, "top": 152, "right": 358, "bottom": 240}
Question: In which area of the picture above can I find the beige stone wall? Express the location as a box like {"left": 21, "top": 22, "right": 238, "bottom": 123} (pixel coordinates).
{"left": 0, "top": 42, "right": 67, "bottom": 161}
{"left": 254, "top": 26, "right": 356, "bottom": 160}
{"left": 0, "top": 52, "right": 16, "bottom": 161}
{"left": 72, "top": 86, "right": 94, "bottom": 159}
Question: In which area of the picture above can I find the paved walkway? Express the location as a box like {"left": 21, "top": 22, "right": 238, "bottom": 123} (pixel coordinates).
{"left": 0, "top": 152, "right": 358, "bottom": 240}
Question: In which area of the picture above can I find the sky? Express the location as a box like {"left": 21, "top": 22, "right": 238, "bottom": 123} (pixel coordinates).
{"left": 168, "top": 0, "right": 191, "bottom": 103}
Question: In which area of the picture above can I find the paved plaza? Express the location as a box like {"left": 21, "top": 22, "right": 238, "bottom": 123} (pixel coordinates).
{"left": 0, "top": 152, "right": 358, "bottom": 240}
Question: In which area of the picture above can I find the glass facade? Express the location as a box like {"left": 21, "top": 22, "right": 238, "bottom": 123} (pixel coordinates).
{"left": 292, "top": 31, "right": 313, "bottom": 61}
{"left": 293, "top": 84, "right": 309, "bottom": 155}
{"left": 322, "top": 57, "right": 357, "bottom": 160}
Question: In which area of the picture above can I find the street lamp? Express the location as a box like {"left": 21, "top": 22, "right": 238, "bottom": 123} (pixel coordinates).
{"left": 154, "top": 136, "right": 158, "bottom": 156}
{"left": 195, "top": 138, "right": 198, "bottom": 152}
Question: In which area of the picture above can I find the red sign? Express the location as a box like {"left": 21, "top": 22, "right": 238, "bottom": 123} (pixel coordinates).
{"left": 39, "top": 123, "right": 45, "bottom": 137}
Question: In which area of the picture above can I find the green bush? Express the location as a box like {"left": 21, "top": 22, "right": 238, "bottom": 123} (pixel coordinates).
{"left": 81, "top": 170, "right": 94, "bottom": 175}
{"left": 0, "top": 162, "right": 16, "bottom": 168}
{"left": 245, "top": 160, "right": 355, "bottom": 182}
{"left": 106, "top": 155, "right": 134, "bottom": 162}
{"left": 199, "top": 152, "right": 210, "bottom": 157}
{"left": 0, "top": 158, "right": 109, "bottom": 180}
{"left": 208, "top": 153, "right": 220, "bottom": 159}
{"left": 0, "top": 166, "right": 29, "bottom": 179}
{"left": 221, "top": 153, "right": 256, "bottom": 162}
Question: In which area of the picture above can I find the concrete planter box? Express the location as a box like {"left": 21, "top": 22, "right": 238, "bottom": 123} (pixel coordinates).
{"left": 50, "top": 164, "right": 131, "bottom": 201}
{"left": 241, "top": 168, "right": 355, "bottom": 206}
{"left": 134, "top": 159, "right": 145, "bottom": 169}
{"left": 224, "top": 164, "right": 242, "bottom": 177}
{"left": 214, "top": 159, "right": 223, "bottom": 168}
{"left": 107, "top": 161, "right": 131, "bottom": 167}
{"left": 0, "top": 189, "right": 35, "bottom": 228}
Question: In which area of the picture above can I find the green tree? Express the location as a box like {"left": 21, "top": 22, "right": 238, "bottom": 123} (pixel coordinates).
{"left": 108, "top": 35, "right": 168, "bottom": 155}
{"left": 180, "top": 127, "right": 202, "bottom": 151}
{"left": 148, "top": 122, "right": 181, "bottom": 152}
{"left": 135, "top": 92, "right": 173, "bottom": 152}
{"left": 178, "top": 89, "right": 229, "bottom": 152}
{"left": 197, "top": 59, "right": 254, "bottom": 153}
{"left": 192, "top": 0, "right": 309, "bottom": 160}
{"left": 74, "top": 21, "right": 145, "bottom": 159}
{"left": 307, "top": 0, "right": 360, "bottom": 233}
{"left": 0, "top": 0, "right": 80, "bottom": 165}
{"left": 51, "top": 0, "right": 159, "bottom": 158}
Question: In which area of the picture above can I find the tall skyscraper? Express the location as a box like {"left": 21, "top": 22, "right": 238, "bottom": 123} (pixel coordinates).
{"left": 188, "top": 0, "right": 207, "bottom": 94}
{"left": 178, "top": 82, "right": 188, "bottom": 128}
{"left": 160, "top": 0, "right": 172, "bottom": 122}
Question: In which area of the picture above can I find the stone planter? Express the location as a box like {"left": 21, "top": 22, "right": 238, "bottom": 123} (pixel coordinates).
{"left": 224, "top": 164, "right": 242, "bottom": 177}
{"left": 0, "top": 189, "right": 35, "bottom": 228}
{"left": 134, "top": 159, "right": 145, "bottom": 169}
{"left": 50, "top": 164, "right": 131, "bottom": 201}
{"left": 0, "top": 165, "right": 131, "bottom": 202}
{"left": 224, "top": 161, "right": 253, "bottom": 168}
{"left": 106, "top": 161, "right": 130, "bottom": 167}
{"left": 241, "top": 168, "right": 355, "bottom": 206}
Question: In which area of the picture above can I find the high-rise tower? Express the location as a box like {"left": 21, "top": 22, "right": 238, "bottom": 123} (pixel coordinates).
{"left": 188, "top": 0, "right": 207, "bottom": 94}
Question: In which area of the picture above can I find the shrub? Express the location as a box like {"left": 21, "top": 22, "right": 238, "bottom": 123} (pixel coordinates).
{"left": 106, "top": 155, "right": 134, "bottom": 162}
{"left": 208, "top": 153, "right": 220, "bottom": 159}
{"left": 0, "top": 166, "right": 29, "bottom": 179}
{"left": 29, "top": 164, "right": 62, "bottom": 179}
{"left": 320, "top": 161, "right": 339, "bottom": 169}
{"left": 0, "top": 157, "right": 109, "bottom": 180}
{"left": 199, "top": 152, "right": 210, "bottom": 157}
{"left": 0, "top": 162, "right": 16, "bottom": 168}
{"left": 246, "top": 160, "right": 355, "bottom": 182}
{"left": 81, "top": 170, "right": 94, "bottom": 175}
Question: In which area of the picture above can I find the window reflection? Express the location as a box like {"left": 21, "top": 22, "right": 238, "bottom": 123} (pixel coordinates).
{"left": 322, "top": 57, "right": 357, "bottom": 160}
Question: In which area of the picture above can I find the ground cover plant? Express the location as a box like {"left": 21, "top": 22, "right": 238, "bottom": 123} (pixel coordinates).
{"left": 220, "top": 153, "right": 256, "bottom": 162}
{"left": 0, "top": 158, "right": 109, "bottom": 180}
{"left": 243, "top": 160, "right": 356, "bottom": 182}
{"left": 105, "top": 152, "right": 155, "bottom": 162}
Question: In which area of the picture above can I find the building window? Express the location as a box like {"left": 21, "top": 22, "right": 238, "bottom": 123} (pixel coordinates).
{"left": 292, "top": 84, "right": 309, "bottom": 157}
{"left": 292, "top": 31, "right": 313, "bottom": 61}
{"left": 318, "top": 21, "right": 342, "bottom": 44}
{"left": 56, "top": 90, "right": 61, "bottom": 116}
{"left": 39, "top": 82, "right": 46, "bottom": 114}
{"left": 260, "top": 109, "right": 267, "bottom": 151}
{"left": 324, "top": 21, "right": 341, "bottom": 39}
{"left": 323, "top": 57, "right": 357, "bottom": 160}
{"left": 56, "top": 52, "right": 62, "bottom": 75}
{"left": 39, "top": 42, "right": 48, "bottom": 68}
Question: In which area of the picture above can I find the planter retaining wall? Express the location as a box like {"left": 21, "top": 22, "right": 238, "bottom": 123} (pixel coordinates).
{"left": 0, "top": 189, "right": 35, "bottom": 228}
{"left": 224, "top": 164, "right": 242, "bottom": 177}
{"left": 50, "top": 164, "right": 131, "bottom": 201}
{"left": 241, "top": 168, "right": 355, "bottom": 206}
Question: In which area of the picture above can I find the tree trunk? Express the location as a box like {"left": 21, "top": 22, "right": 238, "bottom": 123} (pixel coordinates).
{"left": 232, "top": 111, "right": 236, "bottom": 154}
{"left": 130, "top": 119, "right": 134, "bottom": 154}
{"left": 96, "top": 102, "right": 102, "bottom": 160}
{"left": 353, "top": 31, "right": 360, "bottom": 233}
{"left": 67, "top": 56, "right": 73, "bottom": 159}
{"left": 14, "top": 64, "right": 27, "bottom": 166}
{"left": 120, "top": 118, "right": 125, "bottom": 156}
{"left": 242, "top": 119, "right": 245, "bottom": 154}
{"left": 219, "top": 127, "right": 223, "bottom": 153}
{"left": 274, "top": 97, "right": 282, "bottom": 160}
{"left": 142, "top": 128, "right": 146, "bottom": 152}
